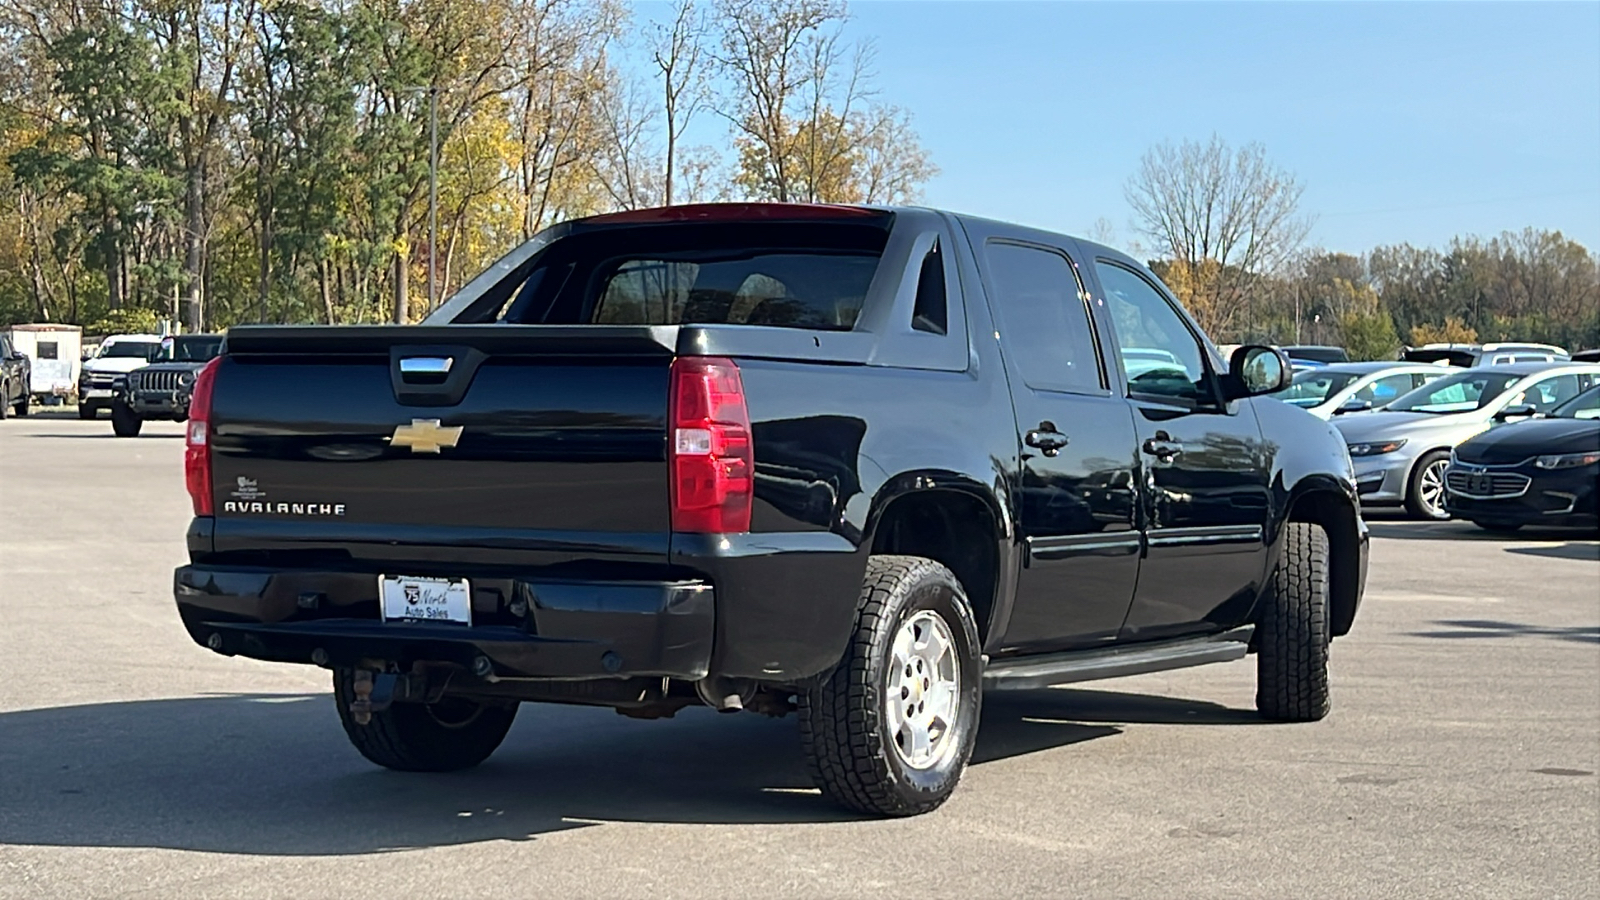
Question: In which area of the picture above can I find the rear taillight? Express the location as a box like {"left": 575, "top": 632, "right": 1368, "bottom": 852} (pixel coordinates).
{"left": 669, "top": 356, "right": 753, "bottom": 533}
{"left": 185, "top": 357, "right": 222, "bottom": 516}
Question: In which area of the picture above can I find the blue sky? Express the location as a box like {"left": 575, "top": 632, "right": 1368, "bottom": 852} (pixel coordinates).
{"left": 645, "top": 1, "right": 1600, "bottom": 256}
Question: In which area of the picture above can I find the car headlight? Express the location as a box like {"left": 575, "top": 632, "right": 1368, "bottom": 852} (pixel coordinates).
{"left": 1347, "top": 439, "right": 1407, "bottom": 457}
{"left": 1534, "top": 451, "right": 1600, "bottom": 470}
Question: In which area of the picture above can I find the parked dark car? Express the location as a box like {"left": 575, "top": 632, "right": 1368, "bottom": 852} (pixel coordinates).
{"left": 1280, "top": 345, "right": 1350, "bottom": 366}
{"left": 172, "top": 203, "right": 1368, "bottom": 817}
{"left": 0, "top": 333, "right": 30, "bottom": 419}
{"left": 110, "top": 334, "right": 224, "bottom": 436}
{"left": 1444, "top": 384, "right": 1600, "bottom": 531}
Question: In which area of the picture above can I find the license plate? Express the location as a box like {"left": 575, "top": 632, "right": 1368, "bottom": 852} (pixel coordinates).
{"left": 379, "top": 575, "right": 472, "bottom": 625}
{"left": 85, "top": 389, "right": 113, "bottom": 398}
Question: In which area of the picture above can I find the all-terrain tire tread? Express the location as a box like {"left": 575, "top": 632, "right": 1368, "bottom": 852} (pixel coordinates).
{"left": 1256, "top": 522, "right": 1331, "bottom": 722}
{"left": 799, "top": 555, "right": 976, "bottom": 817}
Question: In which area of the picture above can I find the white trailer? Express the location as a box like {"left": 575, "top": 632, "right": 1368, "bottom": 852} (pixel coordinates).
{"left": 5, "top": 324, "right": 83, "bottom": 400}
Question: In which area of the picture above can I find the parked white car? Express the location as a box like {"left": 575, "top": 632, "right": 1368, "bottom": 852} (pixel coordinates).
{"left": 78, "top": 333, "right": 163, "bottom": 419}
{"left": 1269, "top": 362, "right": 1453, "bottom": 419}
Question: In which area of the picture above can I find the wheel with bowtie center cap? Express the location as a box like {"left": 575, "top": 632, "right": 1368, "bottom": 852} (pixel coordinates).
{"left": 800, "top": 555, "right": 982, "bottom": 817}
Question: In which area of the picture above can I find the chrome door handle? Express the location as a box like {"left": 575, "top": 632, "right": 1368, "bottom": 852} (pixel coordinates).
{"left": 1025, "top": 424, "right": 1070, "bottom": 457}
{"left": 1142, "top": 437, "right": 1184, "bottom": 462}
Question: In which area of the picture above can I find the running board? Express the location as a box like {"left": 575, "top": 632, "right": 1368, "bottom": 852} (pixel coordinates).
{"left": 983, "top": 626, "right": 1255, "bottom": 692}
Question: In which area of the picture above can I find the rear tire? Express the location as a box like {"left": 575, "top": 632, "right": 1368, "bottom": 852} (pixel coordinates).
{"left": 332, "top": 668, "right": 518, "bottom": 772}
{"left": 799, "top": 555, "right": 982, "bottom": 817}
{"left": 1405, "top": 450, "right": 1452, "bottom": 520}
{"left": 0, "top": 386, "right": 7, "bottom": 420}
{"left": 12, "top": 392, "right": 27, "bottom": 416}
{"left": 110, "top": 404, "right": 143, "bottom": 437}
{"left": 1256, "top": 522, "right": 1332, "bottom": 722}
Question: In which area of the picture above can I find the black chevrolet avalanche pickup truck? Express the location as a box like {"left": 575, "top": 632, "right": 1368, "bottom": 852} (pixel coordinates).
{"left": 174, "top": 204, "right": 1368, "bottom": 816}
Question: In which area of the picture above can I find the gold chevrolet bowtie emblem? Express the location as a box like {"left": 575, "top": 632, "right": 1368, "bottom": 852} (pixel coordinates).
{"left": 389, "top": 419, "right": 463, "bottom": 454}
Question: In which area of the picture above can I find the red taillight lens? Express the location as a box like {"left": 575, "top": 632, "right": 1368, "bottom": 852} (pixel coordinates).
{"left": 185, "top": 357, "right": 222, "bottom": 516}
{"left": 669, "top": 356, "right": 753, "bottom": 533}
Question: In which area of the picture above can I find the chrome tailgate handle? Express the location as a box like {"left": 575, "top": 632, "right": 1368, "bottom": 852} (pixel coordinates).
{"left": 399, "top": 357, "right": 453, "bottom": 376}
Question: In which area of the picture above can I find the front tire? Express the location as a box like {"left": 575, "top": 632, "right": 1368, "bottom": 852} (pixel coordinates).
{"left": 110, "top": 404, "right": 143, "bottom": 437}
{"left": 332, "top": 668, "right": 518, "bottom": 772}
{"left": 12, "top": 392, "right": 27, "bottom": 416}
{"left": 1256, "top": 522, "right": 1332, "bottom": 722}
{"left": 800, "top": 555, "right": 982, "bottom": 817}
{"left": 77, "top": 403, "right": 97, "bottom": 420}
{"left": 1405, "top": 450, "right": 1452, "bottom": 520}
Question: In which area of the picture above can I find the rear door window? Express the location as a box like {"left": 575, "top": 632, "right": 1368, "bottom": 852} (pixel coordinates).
{"left": 984, "top": 241, "right": 1104, "bottom": 393}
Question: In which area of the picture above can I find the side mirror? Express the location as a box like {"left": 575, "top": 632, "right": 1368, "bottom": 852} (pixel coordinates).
{"left": 1493, "top": 404, "right": 1539, "bottom": 422}
{"left": 1334, "top": 398, "right": 1374, "bottom": 415}
{"left": 1224, "top": 345, "right": 1291, "bottom": 400}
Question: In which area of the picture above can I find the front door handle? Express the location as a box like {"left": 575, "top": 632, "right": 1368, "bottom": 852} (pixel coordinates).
{"left": 1025, "top": 423, "right": 1070, "bottom": 457}
{"left": 1142, "top": 434, "right": 1184, "bottom": 462}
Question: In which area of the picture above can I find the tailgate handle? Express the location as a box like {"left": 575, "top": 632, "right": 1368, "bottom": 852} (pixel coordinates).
{"left": 390, "top": 346, "right": 486, "bottom": 407}
{"left": 399, "top": 357, "right": 454, "bottom": 379}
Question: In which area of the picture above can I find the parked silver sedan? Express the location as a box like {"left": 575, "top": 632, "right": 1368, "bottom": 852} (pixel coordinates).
{"left": 1269, "top": 361, "right": 1452, "bottom": 420}
{"left": 1333, "top": 362, "right": 1600, "bottom": 519}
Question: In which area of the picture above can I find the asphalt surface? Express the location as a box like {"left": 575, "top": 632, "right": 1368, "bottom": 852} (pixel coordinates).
{"left": 2, "top": 412, "right": 1596, "bottom": 900}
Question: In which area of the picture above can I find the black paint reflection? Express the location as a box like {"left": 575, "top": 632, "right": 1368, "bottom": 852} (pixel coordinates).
{"left": 751, "top": 415, "right": 867, "bottom": 531}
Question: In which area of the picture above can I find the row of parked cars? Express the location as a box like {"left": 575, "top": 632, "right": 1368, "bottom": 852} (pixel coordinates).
{"left": 75, "top": 332, "right": 222, "bottom": 435}
{"left": 1262, "top": 343, "right": 1600, "bottom": 531}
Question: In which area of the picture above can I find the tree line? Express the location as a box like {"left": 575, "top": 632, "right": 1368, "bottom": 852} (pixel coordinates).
{"left": 0, "top": 0, "right": 932, "bottom": 333}
{"left": 1, "top": 3, "right": 1594, "bottom": 356}
{"left": 1128, "top": 136, "right": 1599, "bottom": 357}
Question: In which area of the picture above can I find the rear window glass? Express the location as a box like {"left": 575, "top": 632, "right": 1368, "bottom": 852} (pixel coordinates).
{"left": 591, "top": 252, "right": 878, "bottom": 330}
{"left": 469, "top": 220, "right": 892, "bottom": 329}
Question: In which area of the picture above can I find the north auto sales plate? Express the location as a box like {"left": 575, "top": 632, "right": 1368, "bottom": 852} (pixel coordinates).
{"left": 378, "top": 574, "right": 471, "bottom": 625}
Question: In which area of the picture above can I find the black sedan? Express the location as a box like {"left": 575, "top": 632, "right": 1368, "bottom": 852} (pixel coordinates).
{"left": 1444, "top": 384, "right": 1600, "bottom": 532}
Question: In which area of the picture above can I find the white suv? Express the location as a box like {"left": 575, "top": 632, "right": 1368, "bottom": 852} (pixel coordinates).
{"left": 78, "top": 333, "right": 163, "bottom": 419}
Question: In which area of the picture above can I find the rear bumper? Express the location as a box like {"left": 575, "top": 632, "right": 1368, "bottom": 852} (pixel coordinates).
{"left": 174, "top": 565, "right": 715, "bottom": 681}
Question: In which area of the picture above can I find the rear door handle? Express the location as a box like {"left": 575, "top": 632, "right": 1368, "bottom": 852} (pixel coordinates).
{"left": 1142, "top": 437, "right": 1184, "bottom": 462}
{"left": 1025, "top": 424, "right": 1070, "bottom": 457}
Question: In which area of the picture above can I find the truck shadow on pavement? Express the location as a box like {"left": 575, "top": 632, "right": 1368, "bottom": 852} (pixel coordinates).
{"left": 1406, "top": 618, "right": 1600, "bottom": 643}
{"left": 0, "top": 688, "right": 1251, "bottom": 855}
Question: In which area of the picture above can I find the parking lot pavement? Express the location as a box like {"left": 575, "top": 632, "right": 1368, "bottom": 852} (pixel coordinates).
{"left": 1, "top": 414, "right": 1596, "bottom": 900}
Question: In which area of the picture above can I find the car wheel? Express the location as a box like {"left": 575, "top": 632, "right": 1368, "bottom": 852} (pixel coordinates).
{"left": 13, "top": 392, "right": 27, "bottom": 417}
{"left": 110, "top": 404, "right": 143, "bottom": 437}
{"left": 0, "top": 384, "right": 8, "bottom": 420}
{"left": 332, "top": 667, "right": 518, "bottom": 772}
{"left": 1256, "top": 522, "right": 1331, "bottom": 722}
{"left": 799, "top": 555, "right": 983, "bottom": 817}
{"left": 1404, "top": 450, "right": 1452, "bottom": 520}
{"left": 1472, "top": 520, "right": 1523, "bottom": 534}
{"left": 77, "top": 403, "right": 97, "bottom": 420}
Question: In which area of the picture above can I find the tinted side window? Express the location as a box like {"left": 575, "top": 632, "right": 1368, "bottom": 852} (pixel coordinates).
{"left": 1359, "top": 373, "right": 1416, "bottom": 405}
{"left": 1516, "top": 374, "right": 1584, "bottom": 411}
{"left": 984, "top": 241, "right": 1103, "bottom": 393}
{"left": 1094, "top": 262, "right": 1210, "bottom": 403}
{"left": 912, "top": 240, "right": 947, "bottom": 335}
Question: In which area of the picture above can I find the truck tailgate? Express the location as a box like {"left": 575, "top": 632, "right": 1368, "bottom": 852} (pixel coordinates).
{"left": 208, "top": 325, "right": 676, "bottom": 555}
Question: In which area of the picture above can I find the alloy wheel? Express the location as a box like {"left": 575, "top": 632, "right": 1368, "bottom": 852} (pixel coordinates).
{"left": 1418, "top": 458, "right": 1449, "bottom": 518}
{"left": 885, "top": 609, "right": 962, "bottom": 770}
